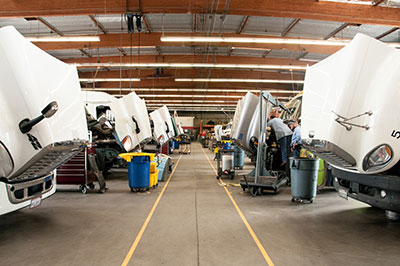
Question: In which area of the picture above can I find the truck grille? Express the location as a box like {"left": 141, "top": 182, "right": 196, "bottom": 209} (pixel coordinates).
{"left": 8, "top": 140, "right": 86, "bottom": 183}
{"left": 6, "top": 173, "right": 54, "bottom": 204}
{"left": 303, "top": 139, "right": 357, "bottom": 170}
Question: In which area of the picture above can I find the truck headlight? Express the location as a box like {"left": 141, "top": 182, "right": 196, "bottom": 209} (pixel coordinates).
{"left": 121, "top": 136, "right": 133, "bottom": 152}
{"left": 0, "top": 142, "right": 14, "bottom": 177}
{"left": 363, "top": 144, "right": 392, "bottom": 171}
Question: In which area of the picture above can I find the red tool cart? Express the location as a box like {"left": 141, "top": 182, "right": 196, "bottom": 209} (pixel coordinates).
{"left": 56, "top": 144, "right": 106, "bottom": 193}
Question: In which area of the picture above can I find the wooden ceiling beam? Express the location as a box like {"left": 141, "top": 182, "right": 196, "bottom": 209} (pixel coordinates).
{"left": 64, "top": 54, "right": 310, "bottom": 67}
{"left": 236, "top": 16, "right": 249, "bottom": 34}
{"left": 142, "top": 15, "right": 152, "bottom": 33}
{"left": 281, "top": 18, "right": 300, "bottom": 37}
{"left": 376, "top": 27, "right": 399, "bottom": 39}
{"left": 37, "top": 17, "right": 63, "bottom": 36}
{"left": 78, "top": 69, "right": 304, "bottom": 79}
{"left": 1, "top": 1, "right": 400, "bottom": 27}
{"left": 95, "top": 90, "right": 297, "bottom": 97}
{"left": 35, "top": 32, "right": 342, "bottom": 54}
{"left": 80, "top": 80, "right": 299, "bottom": 90}
{"left": 89, "top": 15, "right": 107, "bottom": 34}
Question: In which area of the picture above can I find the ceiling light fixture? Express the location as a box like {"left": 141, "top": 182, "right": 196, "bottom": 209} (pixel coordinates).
{"left": 317, "top": 0, "right": 372, "bottom": 5}
{"left": 160, "top": 36, "right": 349, "bottom": 46}
{"left": 79, "top": 78, "right": 140, "bottom": 82}
{"left": 74, "top": 63, "right": 307, "bottom": 71}
{"left": 27, "top": 36, "right": 100, "bottom": 42}
{"left": 81, "top": 88, "right": 302, "bottom": 93}
{"left": 175, "top": 78, "right": 304, "bottom": 84}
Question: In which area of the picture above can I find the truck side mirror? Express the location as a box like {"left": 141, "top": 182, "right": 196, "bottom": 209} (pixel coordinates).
{"left": 41, "top": 101, "right": 58, "bottom": 118}
{"left": 19, "top": 101, "right": 58, "bottom": 134}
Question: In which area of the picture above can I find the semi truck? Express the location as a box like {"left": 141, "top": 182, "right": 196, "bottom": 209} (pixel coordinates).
{"left": 301, "top": 33, "right": 400, "bottom": 219}
{"left": 0, "top": 26, "right": 88, "bottom": 214}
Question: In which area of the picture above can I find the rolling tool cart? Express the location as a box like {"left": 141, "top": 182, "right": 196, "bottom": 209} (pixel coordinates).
{"left": 179, "top": 134, "right": 191, "bottom": 154}
{"left": 56, "top": 144, "right": 106, "bottom": 194}
{"left": 216, "top": 148, "right": 235, "bottom": 180}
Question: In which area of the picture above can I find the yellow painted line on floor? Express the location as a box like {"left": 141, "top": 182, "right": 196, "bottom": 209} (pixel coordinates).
{"left": 121, "top": 155, "right": 183, "bottom": 266}
{"left": 201, "top": 146, "right": 275, "bottom": 266}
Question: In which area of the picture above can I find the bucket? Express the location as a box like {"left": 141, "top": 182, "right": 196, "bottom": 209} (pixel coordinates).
{"left": 222, "top": 154, "right": 234, "bottom": 171}
{"left": 289, "top": 157, "right": 320, "bottom": 202}
{"left": 128, "top": 156, "right": 150, "bottom": 189}
{"left": 222, "top": 142, "right": 231, "bottom": 150}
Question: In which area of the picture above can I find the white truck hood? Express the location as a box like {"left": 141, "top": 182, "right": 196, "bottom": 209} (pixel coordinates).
{"left": 301, "top": 33, "right": 400, "bottom": 174}
{"left": 110, "top": 92, "right": 152, "bottom": 152}
{"left": 0, "top": 26, "right": 88, "bottom": 181}
{"left": 150, "top": 107, "right": 170, "bottom": 145}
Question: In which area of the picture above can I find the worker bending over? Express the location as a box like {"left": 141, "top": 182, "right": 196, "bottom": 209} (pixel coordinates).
{"left": 267, "top": 115, "right": 292, "bottom": 167}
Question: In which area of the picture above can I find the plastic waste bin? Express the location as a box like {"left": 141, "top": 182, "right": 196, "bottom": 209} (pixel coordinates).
{"left": 233, "top": 145, "right": 245, "bottom": 169}
{"left": 289, "top": 157, "right": 320, "bottom": 203}
{"left": 119, "top": 153, "right": 155, "bottom": 192}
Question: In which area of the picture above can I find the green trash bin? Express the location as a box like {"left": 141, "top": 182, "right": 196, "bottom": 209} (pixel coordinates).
{"left": 289, "top": 157, "right": 320, "bottom": 203}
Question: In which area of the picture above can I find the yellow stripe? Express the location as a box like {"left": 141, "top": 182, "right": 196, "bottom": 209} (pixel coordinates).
{"left": 201, "top": 147, "right": 274, "bottom": 266}
{"left": 121, "top": 155, "right": 183, "bottom": 266}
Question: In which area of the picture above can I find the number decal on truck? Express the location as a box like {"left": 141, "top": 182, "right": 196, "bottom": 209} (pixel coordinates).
{"left": 391, "top": 130, "right": 400, "bottom": 139}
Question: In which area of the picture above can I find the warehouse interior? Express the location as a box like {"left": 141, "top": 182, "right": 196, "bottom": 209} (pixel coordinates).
{"left": 0, "top": 1, "right": 400, "bottom": 266}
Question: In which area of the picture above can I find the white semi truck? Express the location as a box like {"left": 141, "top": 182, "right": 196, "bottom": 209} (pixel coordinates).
{"left": 0, "top": 26, "right": 88, "bottom": 214}
{"left": 301, "top": 33, "right": 400, "bottom": 219}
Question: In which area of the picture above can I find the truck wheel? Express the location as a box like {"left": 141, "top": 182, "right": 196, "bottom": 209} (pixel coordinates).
{"left": 80, "top": 185, "right": 87, "bottom": 194}
{"left": 385, "top": 210, "right": 400, "bottom": 221}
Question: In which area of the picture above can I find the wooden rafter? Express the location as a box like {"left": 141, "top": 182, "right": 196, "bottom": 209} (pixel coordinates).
{"left": 63, "top": 55, "right": 310, "bottom": 67}
{"left": 88, "top": 15, "right": 107, "bottom": 34}
{"left": 236, "top": 16, "right": 249, "bottom": 34}
{"left": 117, "top": 47, "right": 127, "bottom": 56}
{"left": 79, "top": 49, "right": 92, "bottom": 57}
{"left": 142, "top": 15, "right": 152, "bottom": 33}
{"left": 37, "top": 17, "right": 63, "bottom": 36}
{"left": 323, "top": 23, "right": 351, "bottom": 40}
{"left": 281, "top": 18, "right": 300, "bottom": 37}
{"left": 376, "top": 27, "right": 399, "bottom": 39}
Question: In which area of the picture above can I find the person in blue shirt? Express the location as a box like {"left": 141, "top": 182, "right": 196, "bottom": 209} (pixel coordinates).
{"left": 288, "top": 121, "right": 302, "bottom": 157}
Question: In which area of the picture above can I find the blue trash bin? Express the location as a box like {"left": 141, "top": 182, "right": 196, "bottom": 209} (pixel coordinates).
{"left": 128, "top": 156, "right": 150, "bottom": 191}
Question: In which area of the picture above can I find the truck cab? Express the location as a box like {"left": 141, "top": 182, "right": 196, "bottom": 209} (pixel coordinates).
{"left": 0, "top": 26, "right": 88, "bottom": 214}
{"left": 301, "top": 33, "right": 400, "bottom": 219}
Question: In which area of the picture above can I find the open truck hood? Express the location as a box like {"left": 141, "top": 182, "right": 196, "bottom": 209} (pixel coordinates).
{"left": 150, "top": 106, "right": 173, "bottom": 146}
{"left": 0, "top": 26, "right": 88, "bottom": 182}
{"left": 110, "top": 92, "right": 152, "bottom": 152}
{"left": 231, "top": 92, "right": 260, "bottom": 153}
{"left": 301, "top": 33, "right": 400, "bottom": 174}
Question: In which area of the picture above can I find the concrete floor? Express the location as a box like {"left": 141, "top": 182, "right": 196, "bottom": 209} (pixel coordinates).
{"left": 0, "top": 143, "right": 400, "bottom": 266}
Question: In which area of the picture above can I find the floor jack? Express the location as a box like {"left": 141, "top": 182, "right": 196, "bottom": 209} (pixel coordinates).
{"left": 240, "top": 91, "right": 289, "bottom": 196}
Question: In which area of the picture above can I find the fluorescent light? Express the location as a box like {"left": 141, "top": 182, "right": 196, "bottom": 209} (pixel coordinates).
{"left": 27, "top": 36, "right": 100, "bottom": 42}
{"left": 79, "top": 78, "right": 140, "bottom": 82}
{"left": 231, "top": 47, "right": 271, "bottom": 51}
{"left": 81, "top": 88, "right": 302, "bottom": 93}
{"left": 120, "top": 46, "right": 156, "bottom": 49}
{"left": 161, "top": 36, "right": 349, "bottom": 46}
{"left": 175, "top": 78, "right": 304, "bottom": 84}
{"left": 74, "top": 63, "right": 307, "bottom": 71}
{"left": 138, "top": 94, "right": 241, "bottom": 98}
{"left": 318, "top": 0, "right": 372, "bottom": 5}
{"left": 145, "top": 99, "right": 237, "bottom": 103}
